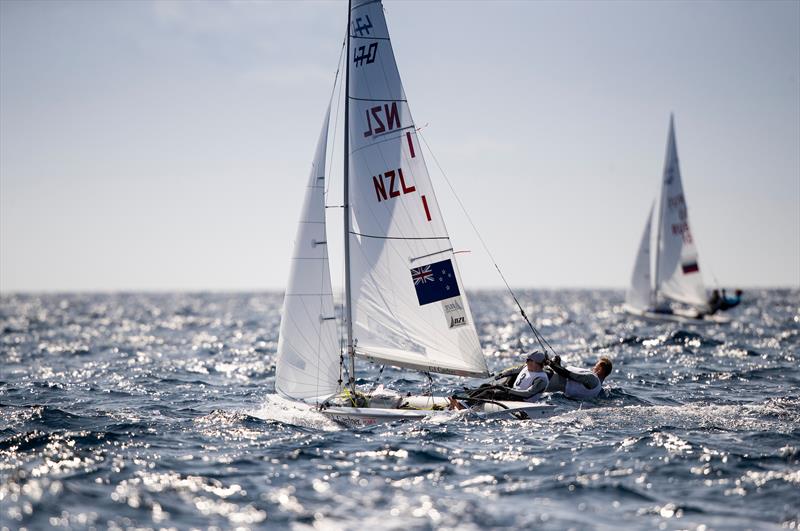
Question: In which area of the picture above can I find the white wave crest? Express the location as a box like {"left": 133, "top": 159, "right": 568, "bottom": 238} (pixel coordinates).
{"left": 248, "top": 394, "right": 341, "bottom": 432}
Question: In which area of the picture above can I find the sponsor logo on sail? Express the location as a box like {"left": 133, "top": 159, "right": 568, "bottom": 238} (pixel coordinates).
{"left": 442, "top": 296, "right": 468, "bottom": 329}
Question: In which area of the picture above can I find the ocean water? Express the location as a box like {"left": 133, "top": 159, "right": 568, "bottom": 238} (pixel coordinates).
{"left": 1, "top": 289, "right": 798, "bottom": 530}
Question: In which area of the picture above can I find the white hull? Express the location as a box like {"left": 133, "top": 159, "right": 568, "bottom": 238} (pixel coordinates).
{"left": 321, "top": 395, "right": 557, "bottom": 427}
{"left": 322, "top": 407, "right": 434, "bottom": 427}
{"left": 623, "top": 304, "right": 731, "bottom": 325}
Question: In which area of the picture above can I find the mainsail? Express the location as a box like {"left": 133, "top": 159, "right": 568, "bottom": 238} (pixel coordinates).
{"left": 626, "top": 204, "right": 653, "bottom": 311}
{"left": 345, "top": 0, "right": 488, "bottom": 377}
{"left": 653, "top": 116, "right": 707, "bottom": 309}
{"left": 275, "top": 107, "right": 340, "bottom": 402}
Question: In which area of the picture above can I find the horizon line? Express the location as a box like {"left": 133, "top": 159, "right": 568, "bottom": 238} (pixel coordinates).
{"left": 2, "top": 285, "right": 796, "bottom": 296}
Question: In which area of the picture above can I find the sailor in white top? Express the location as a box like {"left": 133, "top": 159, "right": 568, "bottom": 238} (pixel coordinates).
{"left": 505, "top": 351, "right": 549, "bottom": 403}
{"left": 546, "top": 356, "right": 613, "bottom": 399}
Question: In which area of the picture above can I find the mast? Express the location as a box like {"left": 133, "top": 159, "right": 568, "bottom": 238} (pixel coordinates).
{"left": 652, "top": 114, "right": 672, "bottom": 309}
{"left": 343, "top": 0, "right": 356, "bottom": 394}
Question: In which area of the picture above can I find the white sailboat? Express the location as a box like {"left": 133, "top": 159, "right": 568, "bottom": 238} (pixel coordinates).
{"left": 275, "top": 0, "right": 554, "bottom": 426}
{"left": 623, "top": 116, "right": 729, "bottom": 325}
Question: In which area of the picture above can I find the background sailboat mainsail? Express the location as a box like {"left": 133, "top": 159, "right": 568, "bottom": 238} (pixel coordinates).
{"left": 653, "top": 116, "right": 707, "bottom": 309}
{"left": 275, "top": 107, "right": 340, "bottom": 403}
{"left": 346, "top": 0, "right": 488, "bottom": 377}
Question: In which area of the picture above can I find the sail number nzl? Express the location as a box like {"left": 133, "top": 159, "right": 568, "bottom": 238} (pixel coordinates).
{"left": 373, "top": 168, "right": 415, "bottom": 202}
{"left": 363, "top": 102, "right": 400, "bottom": 138}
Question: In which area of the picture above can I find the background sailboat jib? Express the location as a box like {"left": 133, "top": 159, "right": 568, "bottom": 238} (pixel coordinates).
{"left": 626, "top": 203, "right": 653, "bottom": 311}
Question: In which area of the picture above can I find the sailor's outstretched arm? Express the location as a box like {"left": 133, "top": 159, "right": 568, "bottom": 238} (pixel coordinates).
{"left": 568, "top": 371, "right": 600, "bottom": 389}
{"left": 494, "top": 364, "right": 523, "bottom": 381}
{"left": 549, "top": 363, "right": 599, "bottom": 390}
{"left": 549, "top": 363, "right": 571, "bottom": 378}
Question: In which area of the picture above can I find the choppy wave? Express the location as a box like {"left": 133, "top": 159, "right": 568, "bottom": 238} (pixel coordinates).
{"left": 1, "top": 289, "right": 798, "bottom": 529}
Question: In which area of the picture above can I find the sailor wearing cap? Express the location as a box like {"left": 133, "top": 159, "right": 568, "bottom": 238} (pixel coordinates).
{"left": 506, "top": 351, "right": 550, "bottom": 403}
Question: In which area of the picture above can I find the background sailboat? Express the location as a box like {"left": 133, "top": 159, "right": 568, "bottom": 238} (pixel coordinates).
{"left": 275, "top": 0, "right": 554, "bottom": 425}
{"left": 624, "top": 116, "right": 729, "bottom": 325}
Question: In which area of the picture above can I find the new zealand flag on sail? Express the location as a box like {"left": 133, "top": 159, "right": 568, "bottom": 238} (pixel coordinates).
{"left": 411, "top": 259, "right": 461, "bottom": 306}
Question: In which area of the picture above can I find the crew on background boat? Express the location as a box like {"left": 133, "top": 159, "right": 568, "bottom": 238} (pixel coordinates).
{"left": 719, "top": 289, "right": 743, "bottom": 311}
{"left": 449, "top": 351, "right": 548, "bottom": 409}
{"left": 545, "top": 356, "right": 613, "bottom": 399}
{"left": 706, "top": 288, "right": 743, "bottom": 315}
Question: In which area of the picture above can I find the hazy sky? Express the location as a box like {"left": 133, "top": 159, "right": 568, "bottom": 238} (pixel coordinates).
{"left": 1, "top": 0, "right": 798, "bottom": 292}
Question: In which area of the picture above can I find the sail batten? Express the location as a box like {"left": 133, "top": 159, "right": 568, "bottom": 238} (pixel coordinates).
{"left": 349, "top": 231, "right": 450, "bottom": 241}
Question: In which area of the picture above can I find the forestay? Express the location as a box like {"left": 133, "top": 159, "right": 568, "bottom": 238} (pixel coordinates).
{"left": 275, "top": 107, "right": 340, "bottom": 402}
{"left": 654, "top": 116, "right": 707, "bottom": 309}
{"left": 345, "top": 0, "right": 488, "bottom": 377}
{"left": 626, "top": 204, "right": 653, "bottom": 311}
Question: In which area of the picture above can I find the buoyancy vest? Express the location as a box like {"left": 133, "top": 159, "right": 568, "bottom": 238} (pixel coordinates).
{"left": 513, "top": 368, "right": 549, "bottom": 402}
